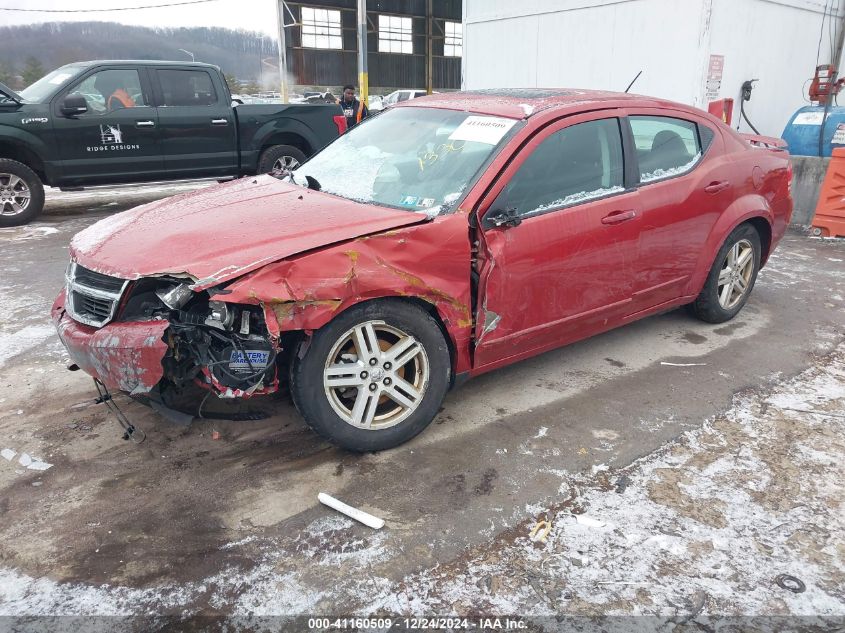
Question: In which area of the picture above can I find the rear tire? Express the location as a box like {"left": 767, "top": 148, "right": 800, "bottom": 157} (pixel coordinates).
{"left": 257, "top": 144, "right": 307, "bottom": 174}
{"left": 0, "top": 159, "right": 45, "bottom": 227}
{"left": 290, "top": 300, "right": 451, "bottom": 452}
{"left": 689, "top": 223, "right": 761, "bottom": 324}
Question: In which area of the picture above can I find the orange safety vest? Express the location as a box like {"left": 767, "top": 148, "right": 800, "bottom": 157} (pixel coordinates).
{"left": 107, "top": 89, "right": 135, "bottom": 109}
{"left": 337, "top": 97, "right": 366, "bottom": 124}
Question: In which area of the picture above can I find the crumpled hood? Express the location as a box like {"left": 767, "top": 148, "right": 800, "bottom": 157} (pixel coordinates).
{"left": 70, "top": 176, "right": 428, "bottom": 289}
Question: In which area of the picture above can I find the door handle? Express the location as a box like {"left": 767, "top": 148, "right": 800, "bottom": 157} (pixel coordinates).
{"left": 704, "top": 180, "right": 730, "bottom": 194}
{"left": 135, "top": 120, "right": 155, "bottom": 128}
{"left": 211, "top": 118, "right": 229, "bottom": 126}
{"left": 601, "top": 209, "right": 637, "bottom": 225}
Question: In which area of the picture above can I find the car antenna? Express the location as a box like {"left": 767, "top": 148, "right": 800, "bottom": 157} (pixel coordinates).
{"left": 625, "top": 70, "right": 643, "bottom": 93}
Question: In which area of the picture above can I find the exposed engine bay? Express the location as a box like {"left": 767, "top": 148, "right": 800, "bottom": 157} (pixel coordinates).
{"left": 69, "top": 266, "right": 280, "bottom": 401}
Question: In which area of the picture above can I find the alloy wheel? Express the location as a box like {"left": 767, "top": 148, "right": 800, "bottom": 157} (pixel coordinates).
{"left": 0, "top": 173, "right": 31, "bottom": 217}
{"left": 272, "top": 155, "right": 300, "bottom": 173}
{"left": 323, "top": 320, "right": 430, "bottom": 430}
{"left": 717, "top": 238, "right": 754, "bottom": 309}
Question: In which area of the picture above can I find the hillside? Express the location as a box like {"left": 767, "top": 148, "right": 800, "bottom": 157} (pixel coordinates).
{"left": 0, "top": 21, "right": 279, "bottom": 88}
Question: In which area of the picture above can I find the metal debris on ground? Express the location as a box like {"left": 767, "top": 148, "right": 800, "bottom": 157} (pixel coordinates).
{"left": 318, "top": 492, "right": 385, "bottom": 530}
{"left": 615, "top": 474, "right": 630, "bottom": 494}
{"left": 775, "top": 574, "right": 806, "bottom": 593}
{"left": 529, "top": 519, "right": 552, "bottom": 543}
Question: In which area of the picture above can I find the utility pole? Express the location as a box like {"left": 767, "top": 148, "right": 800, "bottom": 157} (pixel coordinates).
{"left": 426, "top": 0, "right": 433, "bottom": 95}
{"left": 357, "top": 0, "right": 368, "bottom": 103}
{"left": 276, "top": 0, "right": 290, "bottom": 103}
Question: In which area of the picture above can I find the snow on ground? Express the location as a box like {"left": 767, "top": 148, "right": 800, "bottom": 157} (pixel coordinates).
{"left": 1, "top": 344, "right": 843, "bottom": 619}
{"left": 371, "top": 347, "right": 845, "bottom": 617}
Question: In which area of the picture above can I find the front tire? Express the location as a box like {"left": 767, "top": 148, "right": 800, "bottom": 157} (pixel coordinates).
{"left": 290, "top": 300, "right": 451, "bottom": 452}
{"left": 257, "top": 144, "right": 307, "bottom": 174}
{"left": 0, "top": 159, "right": 45, "bottom": 227}
{"left": 689, "top": 223, "right": 761, "bottom": 324}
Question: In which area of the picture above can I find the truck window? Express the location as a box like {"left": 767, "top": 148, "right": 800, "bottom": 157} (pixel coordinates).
{"left": 67, "top": 69, "right": 147, "bottom": 115}
{"left": 157, "top": 69, "right": 218, "bottom": 107}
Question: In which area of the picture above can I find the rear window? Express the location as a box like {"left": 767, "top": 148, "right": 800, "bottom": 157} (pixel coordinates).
{"left": 157, "top": 69, "right": 218, "bottom": 106}
{"left": 630, "top": 116, "right": 702, "bottom": 183}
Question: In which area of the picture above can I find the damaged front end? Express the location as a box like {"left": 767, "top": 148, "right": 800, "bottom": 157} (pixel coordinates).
{"left": 53, "top": 262, "right": 280, "bottom": 407}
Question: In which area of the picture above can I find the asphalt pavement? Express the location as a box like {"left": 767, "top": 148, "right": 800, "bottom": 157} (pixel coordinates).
{"left": 0, "top": 182, "right": 843, "bottom": 622}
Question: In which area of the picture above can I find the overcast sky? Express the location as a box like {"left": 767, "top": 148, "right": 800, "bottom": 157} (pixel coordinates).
{"left": 0, "top": 0, "right": 281, "bottom": 36}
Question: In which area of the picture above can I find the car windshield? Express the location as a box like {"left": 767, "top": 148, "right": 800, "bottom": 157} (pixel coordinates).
{"left": 293, "top": 107, "right": 517, "bottom": 215}
{"left": 19, "top": 65, "right": 84, "bottom": 103}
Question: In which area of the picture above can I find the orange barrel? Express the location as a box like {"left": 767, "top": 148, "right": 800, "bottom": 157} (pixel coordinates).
{"left": 812, "top": 147, "right": 845, "bottom": 237}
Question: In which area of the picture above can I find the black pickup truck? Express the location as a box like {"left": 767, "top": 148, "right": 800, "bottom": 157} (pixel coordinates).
{"left": 0, "top": 60, "right": 343, "bottom": 226}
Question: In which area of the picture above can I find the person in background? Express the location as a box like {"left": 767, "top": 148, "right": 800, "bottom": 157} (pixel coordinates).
{"left": 339, "top": 84, "right": 368, "bottom": 130}
{"left": 94, "top": 73, "right": 136, "bottom": 111}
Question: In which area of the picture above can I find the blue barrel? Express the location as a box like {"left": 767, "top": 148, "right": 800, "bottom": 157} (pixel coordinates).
{"left": 782, "top": 105, "right": 845, "bottom": 157}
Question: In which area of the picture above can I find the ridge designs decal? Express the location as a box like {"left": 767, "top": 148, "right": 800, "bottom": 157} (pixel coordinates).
{"left": 86, "top": 124, "right": 140, "bottom": 152}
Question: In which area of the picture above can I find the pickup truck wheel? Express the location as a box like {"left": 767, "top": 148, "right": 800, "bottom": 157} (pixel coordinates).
{"left": 290, "top": 300, "right": 451, "bottom": 452}
{"left": 0, "top": 159, "right": 44, "bottom": 227}
{"left": 258, "top": 145, "right": 307, "bottom": 174}
{"left": 689, "top": 223, "right": 761, "bottom": 324}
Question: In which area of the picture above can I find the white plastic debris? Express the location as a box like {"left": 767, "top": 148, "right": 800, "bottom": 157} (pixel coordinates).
{"left": 1, "top": 448, "right": 16, "bottom": 461}
{"left": 575, "top": 514, "right": 606, "bottom": 528}
{"left": 16, "top": 452, "right": 52, "bottom": 471}
{"left": 27, "top": 459, "right": 53, "bottom": 471}
{"left": 660, "top": 362, "right": 707, "bottom": 367}
{"left": 318, "top": 492, "right": 384, "bottom": 530}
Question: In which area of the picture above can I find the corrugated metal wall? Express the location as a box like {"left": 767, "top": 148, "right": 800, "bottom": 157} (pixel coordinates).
{"left": 285, "top": 0, "right": 462, "bottom": 90}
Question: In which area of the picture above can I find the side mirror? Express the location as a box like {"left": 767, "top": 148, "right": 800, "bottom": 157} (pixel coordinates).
{"left": 60, "top": 94, "right": 88, "bottom": 117}
{"left": 485, "top": 207, "right": 522, "bottom": 229}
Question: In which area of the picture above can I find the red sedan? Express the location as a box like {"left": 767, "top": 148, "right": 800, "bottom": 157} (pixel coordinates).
{"left": 53, "top": 89, "right": 793, "bottom": 451}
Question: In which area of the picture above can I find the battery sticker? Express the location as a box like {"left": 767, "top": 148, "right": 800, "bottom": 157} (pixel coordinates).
{"left": 229, "top": 349, "right": 270, "bottom": 372}
{"left": 449, "top": 116, "right": 517, "bottom": 145}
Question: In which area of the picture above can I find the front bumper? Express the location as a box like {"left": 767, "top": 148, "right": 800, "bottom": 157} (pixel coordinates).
{"left": 52, "top": 290, "right": 169, "bottom": 395}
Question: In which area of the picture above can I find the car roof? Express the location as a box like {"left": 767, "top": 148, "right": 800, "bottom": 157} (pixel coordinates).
{"left": 396, "top": 88, "right": 697, "bottom": 120}
{"left": 70, "top": 60, "right": 221, "bottom": 70}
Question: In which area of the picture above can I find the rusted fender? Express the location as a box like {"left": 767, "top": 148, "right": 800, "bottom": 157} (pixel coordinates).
{"left": 51, "top": 291, "right": 169, "bottom": 394}
{"left": 222, "top": 214, "right": 475, "bottom": 374}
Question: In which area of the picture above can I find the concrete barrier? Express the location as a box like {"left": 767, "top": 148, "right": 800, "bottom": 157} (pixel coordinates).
{"left": 789, "top": 156, "right": 829, "bottom": 226}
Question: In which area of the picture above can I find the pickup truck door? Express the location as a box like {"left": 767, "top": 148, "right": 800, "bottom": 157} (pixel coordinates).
{"left": 152, "top": 67, "right": 237, "bottom": 177}
{"left": 51, "top": 67, "right": 164, "bottom": 185}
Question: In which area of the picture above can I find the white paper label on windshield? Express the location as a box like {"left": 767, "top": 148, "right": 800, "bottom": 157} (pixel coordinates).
{"left": 449, "top": 116, "right": 517, "bottom": 145}
{"left": 48, "top": 73, "right": 73, "bottom": 85}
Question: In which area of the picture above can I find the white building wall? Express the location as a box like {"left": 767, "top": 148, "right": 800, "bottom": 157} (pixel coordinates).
{"left": 463, "top": 0, "right": 844, "bottom": 137}
{"left": 708, "top": 0, "right": 844, "bottom": 137}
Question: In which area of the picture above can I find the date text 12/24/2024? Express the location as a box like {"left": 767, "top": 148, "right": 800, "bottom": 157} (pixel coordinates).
{"left": 308, "top": 618, "right": 527, "bottom": 630}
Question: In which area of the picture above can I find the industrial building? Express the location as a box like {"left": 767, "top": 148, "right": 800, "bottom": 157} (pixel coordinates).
{"left": 281, "top": 0, "right": 462, "bottom": 94}
{"left": 462, "top": 0, "right": 844, "bottom": 137}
